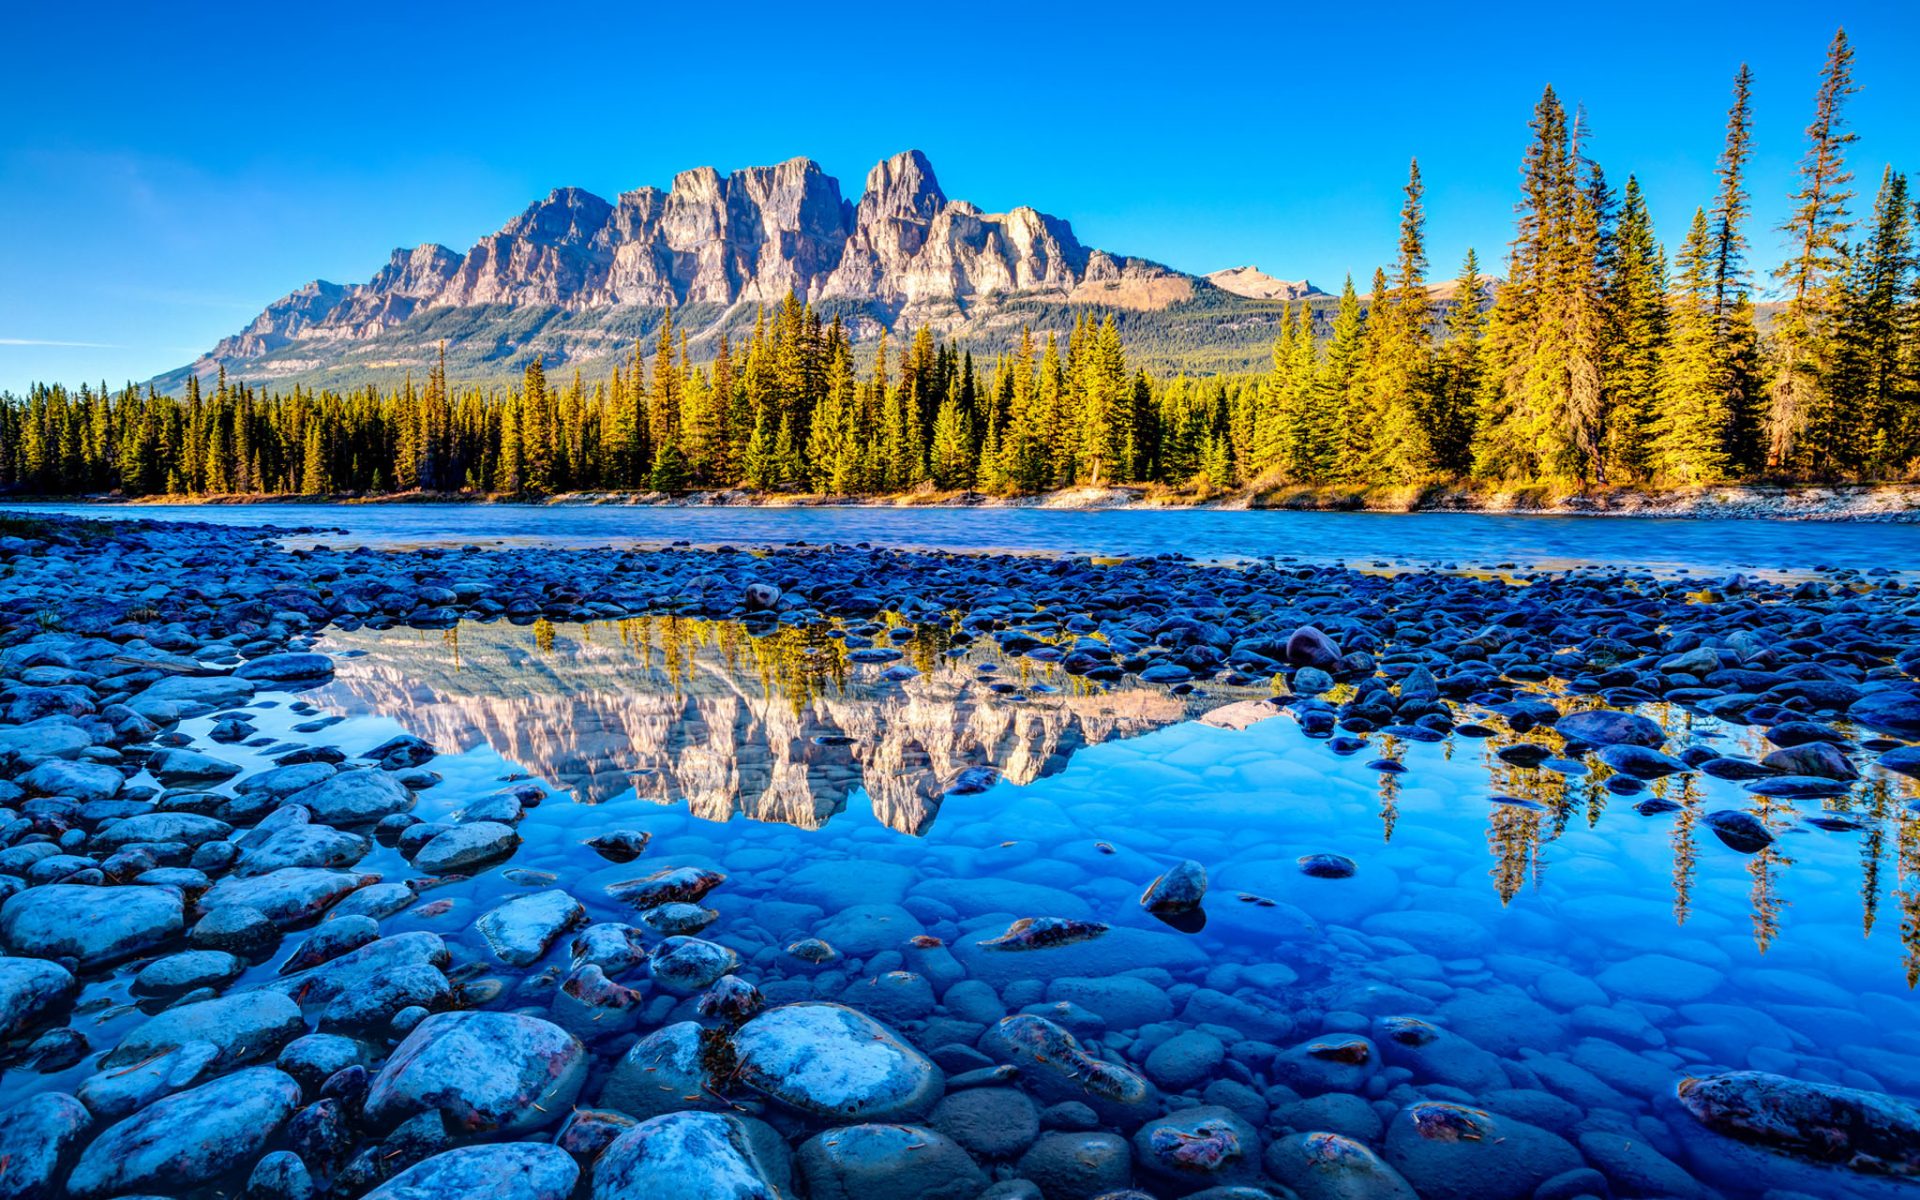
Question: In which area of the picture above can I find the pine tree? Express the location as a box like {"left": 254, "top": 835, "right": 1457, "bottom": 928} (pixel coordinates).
{"left": 300, "top": 422, "right": 327, "bottom": 495}
{"left": 1770, "top": 28, "right": 1859, "bottom": 468}
{"left": 1365, "top": 159, "right": 1437, "bottom": 482}
{"left": 1318, "top": 276, "right": 1367, "bottom": 481}
{"left": 1827, "top": 168, "right": 1915, "bottom": 472}
{"left": 929, "top": 392, "right": 975, "bottom": 489}
{"left": 1709, "top": 64, "right": 1767, "bottom": 472}
{"left": 1432, "top": 250, "right": 1488, "bottom": 476}
{"left": 1652, "top": 209, "right": 1729, "bottom": 483}
{"left": 1601, "top": 180, "right": 1666, "bottom": 479}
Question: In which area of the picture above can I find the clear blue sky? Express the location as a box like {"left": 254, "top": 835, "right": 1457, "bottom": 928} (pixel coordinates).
{"left": 3, "top": 0, "right": 1915, "bottom": 393}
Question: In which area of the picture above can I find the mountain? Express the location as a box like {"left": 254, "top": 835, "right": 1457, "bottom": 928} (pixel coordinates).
{"left": 1204, "top": 266, "right": 1323, "bottom": 301}
{"left": 167, "top": 150, "right": 1223, "bottom": 391}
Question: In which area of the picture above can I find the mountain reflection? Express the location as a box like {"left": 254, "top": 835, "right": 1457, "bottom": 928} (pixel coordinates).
{"left": 311, "top": 616, "right": 1248, "bottom": 836}
{"left": 309, "top": 617, "right": 1920, "bottom": 965}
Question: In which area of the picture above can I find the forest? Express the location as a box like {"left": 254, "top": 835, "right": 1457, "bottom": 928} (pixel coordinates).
{"left": 1, "top": 30, "right": 1913, "bottom": 499}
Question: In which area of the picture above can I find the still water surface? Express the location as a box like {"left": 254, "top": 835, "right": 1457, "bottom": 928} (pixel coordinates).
{"left": 9, "top": 500, "right": 1919, "bottom": 573}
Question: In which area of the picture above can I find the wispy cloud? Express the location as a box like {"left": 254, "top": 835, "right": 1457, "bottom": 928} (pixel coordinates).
{"left": 0, "top": 337, "right": 123, "bottom": 349}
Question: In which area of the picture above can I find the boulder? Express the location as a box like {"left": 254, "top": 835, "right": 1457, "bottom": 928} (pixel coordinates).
{"left": 66, "top": 1066, "right": 300, "bottom": 1199}
{"left": 363, "top": 1143, "right": 579, "bottom": 1200}
{"left": 0, "top": 884, "right": 182, "bottom": 967}
{"left": 0, "top": 955, "right": 75, "bottom": 1039}
{"left": 364, "top": 1011, "right": 586, "bottom": 1134}
{"left": 591, "top": 1111, "right": 790, "bottom": 1200}
{"left": 732, "top": 1002, "right": 942, "bottom": 1120}
{"left": 796, "top": 1124, "right": 985, "bottom": 1200}
{"left": 476, "top": 890, "right": 585, "bottom": 967}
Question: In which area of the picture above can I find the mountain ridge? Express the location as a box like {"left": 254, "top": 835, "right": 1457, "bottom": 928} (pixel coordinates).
{"left": 176, "top": 150, "right": 1215, "bottom": 389}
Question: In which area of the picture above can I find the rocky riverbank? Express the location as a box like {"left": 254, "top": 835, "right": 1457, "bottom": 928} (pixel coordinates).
{"left": 1, "top": 513, "right": 1918, "bottom": 1199}
{"left": 35, "top": 479, "right": 1920, "bottom": 521}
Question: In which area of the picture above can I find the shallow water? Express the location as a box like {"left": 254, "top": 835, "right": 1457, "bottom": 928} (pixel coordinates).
{"left": 9, "top": 499, "right": 1920, "bottom": 573}
{"left": 18, "top": 613, "right": 1907, "bottom": 1196}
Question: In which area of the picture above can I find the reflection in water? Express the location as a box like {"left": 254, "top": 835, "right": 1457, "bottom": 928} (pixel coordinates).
{"left": 311, "top": 617, "right": 1920, "bottom": 971}
{"left": 314, "top": 617, "right": 1258, "bottom": 836}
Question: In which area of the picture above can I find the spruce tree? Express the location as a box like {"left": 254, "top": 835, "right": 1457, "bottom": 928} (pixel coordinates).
{"left": 1652, "top": 210, "right": 1729, "bottom": 483}
{"left": 1432, "top": 250, "right": 1488, "bottom": 476}
{"left": 1709, "top": 64, "right": 1767, "bottom": 472}
{"left": 1601, "top": 180, "right": 1666, "bottom": 479}
{"left": 1769, "top": 28, "right": 1859, "bottom": 468}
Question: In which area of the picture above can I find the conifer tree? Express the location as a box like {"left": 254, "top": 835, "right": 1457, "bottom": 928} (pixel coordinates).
{"left": 1827, "top": 168, "right": 1915, "bottom": 472}
{"left": 1432, "top": 250, "right": 1488, "bottom": 476}
{"left": 1653, "top": 209, "right": 1729, "bottom": 482}
{"left": 1601, "top": 181, "right": 1666, "bottom": 479}
{"left": 1770, "top": 28, "right": 1859, "bottom": 468}
{"left": 1709, "top": 64, "right": 1767, "bottom": 472}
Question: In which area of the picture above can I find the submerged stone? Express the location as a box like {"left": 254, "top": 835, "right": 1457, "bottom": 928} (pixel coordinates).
{"left": 732, "top": 1002, "right": 942, "bottom": 1120}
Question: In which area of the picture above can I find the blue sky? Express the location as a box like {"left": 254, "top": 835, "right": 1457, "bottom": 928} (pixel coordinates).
{"left": 3, "top": 0, "right": 1916, "bottom": 392}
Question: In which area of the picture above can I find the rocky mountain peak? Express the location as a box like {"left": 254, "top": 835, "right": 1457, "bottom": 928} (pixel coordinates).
{"left": 1204, "top": 266, "right": 1323, "bottom": 301}
{"left": 183, "top": 151, "right": 1192, "bottom": 385}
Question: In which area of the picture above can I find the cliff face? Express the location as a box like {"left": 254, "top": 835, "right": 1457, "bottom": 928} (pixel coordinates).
{"left": 187, "top": 151, "right": 1191, "bottom": 382}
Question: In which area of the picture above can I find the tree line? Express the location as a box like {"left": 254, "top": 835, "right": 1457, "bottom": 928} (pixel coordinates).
{"left": 1, "top": 29, "right": 1913, "bottom": 498}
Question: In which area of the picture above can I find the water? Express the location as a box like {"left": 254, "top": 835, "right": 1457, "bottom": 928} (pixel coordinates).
{"left": 8, "top": 499, "right": 1919, "bottom": 573}
{"left": 76, "top": 614, "right": 1906, "bottom": 1197}
{"left": 11, "top": 505, "right": 1918, "bottom": 1197}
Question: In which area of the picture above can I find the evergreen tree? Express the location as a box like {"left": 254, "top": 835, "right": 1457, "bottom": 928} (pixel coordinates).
{"left": 1769, "top": 28, "right": 1859, "bottom": 468}
{"left": 1601, "top": 180, "right": 1666, "bottom": 479}
{"left": 1653, "top": 209, "right": 1730, "bottom": 482}
{"left": 1432, "top": 250, "right": 1488, "bottom": 476}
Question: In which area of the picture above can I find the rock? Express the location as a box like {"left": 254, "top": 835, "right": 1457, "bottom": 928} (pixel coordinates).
{"left": 1850, "top": 690, "right": 1920, "bottom": 737}
{"left": 278, "top": 1032, "right": 371, "bottom": 1091}
{"left": 238, "top": 823, "right": 369, "bottom": 875}
{"left": 246, "top": 1150, "right": 315, "bottom": 1200}
{"left": 930, "top": 1087, "right": 1039, "bottom": 1159}
{"left": 648, "top": 936, "right": 740, "bottom": 994}
{"left": 322, "top": 964, "right": 451, "bottom": 1030}
{"left": 19, "top": 759, "right": 122, "bottom": 803}
{"left": 600, "top": 1022, "right": 725, "bottom": 1120}
{"left": 237, "top": 652, "right": 336, "bottom": 683}
{"left": 1556, "top": 709, "right": 1665, "bottom": 747}
{"left": 975, "top": 916, "right": 1110, "bottom": 951}
{"left": 0, "top": 1092, "right": 92, "bottom": 1200}
{"left": 1381, "top": 1102, "right": 1581, "bottom": 1200}
{"left": 200, "top": 867, "right": 372, "bottom": 925}
{"left": 280, "top": 915, "right": 381, "bottom": 973}
{"left": 131, "top": 674, "right": 256, "bottom": 719}
{"left": 475, "top": 889, "right": 585, "bottom": 967}
{"left": 1272, "top": 1036, "right": 1379, "bottom": 1096}
{"left": 1045, "top": 975, "right": 1173, "bottom": 1030}
{"left": 0, "top": 956, "right": 75, "bottom": 1039}
{"left": 284, "top": 769, "right": 415, "bottom": 825}
{"left": 1287, "top": 626, "right": 1342, "bottom": 670}
{"left": 1145, "top": 1029, "right": 1226, "bottom": 1090}
{"left": 982, "top": 1014, "right": 1155, "bottom": 1128}
{"left": 77, "top": 1041, "right": 220, "bottom": 1119}
{"left": 1017, "top": 1131, "right": 1132, "bottom": 1200}
{"left": 1676, "top": 1070, "right": 1920, "bottom": 1175}
{"left": 412, "top": 820, "right": 520, "bottom": 874}
{"left": 1140, "top": 859, "right": 1208, "bottom": 915}
{"left": 1703, "top": 809, "right": 1776, "bottom": 853}
{"left": 147, "top": 748, "right": 243, "bottom": 785}
{"left": 0, "top": 884, "right": 182, "bottom": 967}
{"left": 797, "top": 1124, "right": 986, "bottom": 1200}
{"left": 131, "top": 948, "right": 245, "bottom": 995}
{"left": 92, "top": 810, "right": 232, "bottom": 849}
{"left": 1595, "top": 743, "right": 1688, "bottom": 778}
{"left": 605, "top": 866, "right": 726, "bottom": 909}
{"left": 1132, "top": 1106, "right": 1262, "bottom": 1193}
{"left": 1263, "top": 1132, "right": 1417, "bottom": 1200}
{"left": 105, "top": 990, "right": 305, "bottom": 1069}
{"left": 270, "top": 931, "right": 450, "bottom": 1007}
{"left": 591, "top": 1111, "right": 791, "bottom": 1200}
{"left": 363, "top": 1143, "right": 580, "bottom": 1200}
{"left": 364, "top": 1011, "right": 586, "bottom": 1134}
{"left": 66, "top": 1066, "right": 301, "bottom": 1199}
{"left": 190, "top": 903, "right": 281, "bottom": 955}
{"left": 732, "top": 1002, "right": 942, "bottom": 1120}
{"left": 1762, "top": 741, "right": 1858, "bottom": 780}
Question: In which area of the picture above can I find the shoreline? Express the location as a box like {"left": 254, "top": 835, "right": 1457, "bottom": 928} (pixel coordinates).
{"left": 7, "top": 480, "right": 1918, "bottom": 522}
